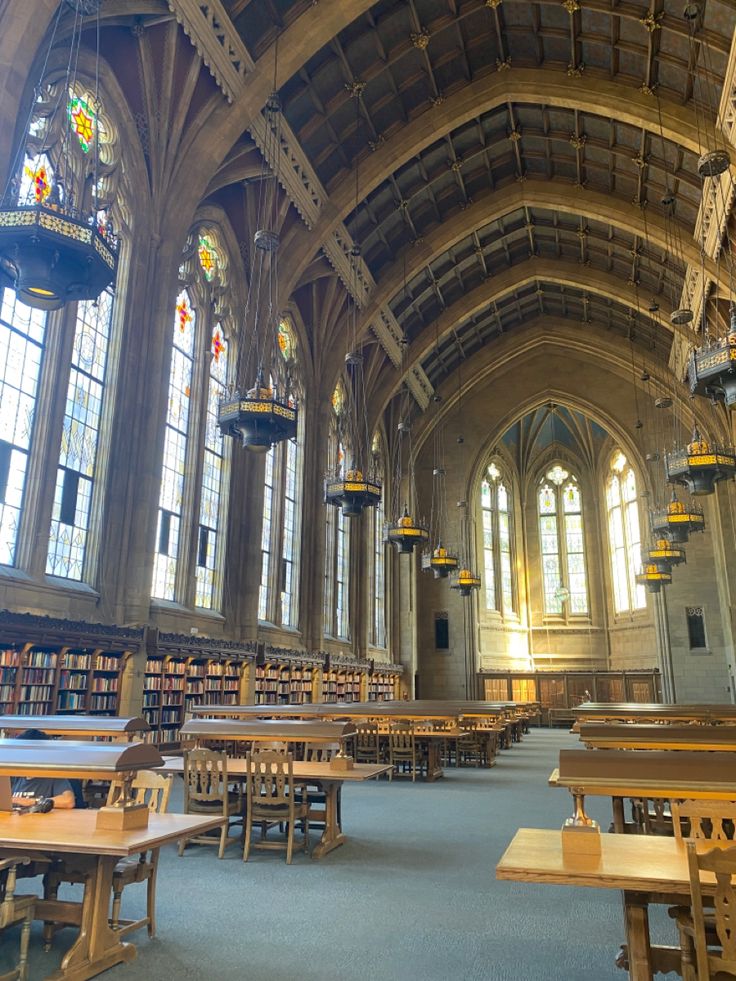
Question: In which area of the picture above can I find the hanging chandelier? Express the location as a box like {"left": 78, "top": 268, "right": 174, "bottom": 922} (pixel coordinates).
{"left": 646, "top": 538, "right": 686, "bottom": 573}
{"left": 665, "top": 425, "right": 736, "bottom": 496}
{"left": 387, "top": 506, "right": 429, "bottom": 554}
{"left": 635, "top": 563, "right": 672, "bottom": 594}
{"left": 650, "top": 492, "right": 705, "bottom": 543}
{"left": 425, "top": 544, "right": 459, "bottom": 578}
{"left": 325, "top": 466, "right": 381, "bottom": 517}
{"left": 451, "top": 568, "right": 482, "bottom": 597}
{"left": 687, "top": 308, "right": 736, "bottom": 407}
{"left": 0, "top": 0, "right": 118, "bottom": 310}
{"left": 217, "top": 91, "right": 297, "bottom": 454}
{"left": 422, "top": 416, "right": 459, "bottom": 576}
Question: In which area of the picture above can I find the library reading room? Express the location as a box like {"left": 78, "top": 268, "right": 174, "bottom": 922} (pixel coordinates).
{"left": 4, "top": 1, "right": 736, "bottom": 980}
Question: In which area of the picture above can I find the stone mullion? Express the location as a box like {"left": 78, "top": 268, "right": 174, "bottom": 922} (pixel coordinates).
{"left": 17, "top": 303, "right": 76, "bottom": 578}
{"left": 301, "top": 398, "right": 329, "bottom": 651}
{"left": 176, "top": 302, "right": 211, "bottom": 609}
{"left": 96, "top": 231, "right": 182, "bottom": 624}
{"left": 221, "top": 446, "right": 264, "bottom": 641}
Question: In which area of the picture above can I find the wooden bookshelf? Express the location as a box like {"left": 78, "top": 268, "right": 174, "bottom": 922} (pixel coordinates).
{"left": 368, "top": 670, "right": 401, "bottom": 702}
{"left": 322, "top": 664, "right": 364, "bottom": 704}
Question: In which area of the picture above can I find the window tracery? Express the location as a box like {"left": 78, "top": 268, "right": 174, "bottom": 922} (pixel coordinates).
{"left": 537, "top": 466, "right": 588, "bottom": 615}
{"left": 606, "top": 450, "right": 646, "bottom": 614}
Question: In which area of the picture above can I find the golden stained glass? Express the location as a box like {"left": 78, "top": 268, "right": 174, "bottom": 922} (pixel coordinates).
{"left": 68, "top": 96, "right": 96, "bottom": 153}
{"left": 198, "top": 235, "right": 217, "bottom": 281}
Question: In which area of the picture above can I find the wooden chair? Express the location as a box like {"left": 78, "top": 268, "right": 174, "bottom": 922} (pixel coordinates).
{"left": 685, "top": 840, "right": 736, "bottom": 979}
{"left": 178, "top": 748, "right": 242, "bottom": 859}
{"left": 0, "top": 856, "right": 34, "bottom": 981}
{"left": 354, "top": 723, "right": 380, "bottom": 764}
{"left": 668, "top": 800, "right": 736, "bottom": 980}
{"left": 458, "top": 724, "right": 489, "bottom": 768}
{"left": 243, "top": 750, "right": 309, "bottom": 864}
{"left": 107, "top": 771, "right": 173, "bottom": 937}
{"left": 389, "top": 722, "right": 426, "bottom": 782}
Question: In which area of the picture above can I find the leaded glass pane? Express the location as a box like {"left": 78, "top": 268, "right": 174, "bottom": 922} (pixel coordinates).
{"left": 152, "top": 291, "right": 195, "bottom": 600}
{"left": 281, "top": 437, "right": 299, "bottom": 627}
{"left": 0, "top": 289, "right": 46, "bottom": 566}
{"left": 259, "top": 449, "right": 274, "bottom": 621}
{"left": 373, "top": 495, "right": 386, "bottom": 646}
{"left": 482, "top": 502, "right": 496, "bottom": 610}
{"left": 336, "top": 508, "right": 350, "bottom": 639}
{"left": 539, "top": 484, "right": 556, "bottom": 514}
{"left": 606, "top": 453, "right": 646, "bottom": 613}
{"left": 47, "top": 292, "right": 112, "bottom": 580}
{"left": 195, "top": 329, "right": 228, "bottom": 610}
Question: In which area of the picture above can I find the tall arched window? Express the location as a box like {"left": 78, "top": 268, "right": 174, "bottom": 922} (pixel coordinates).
{"left": 2, "top": 81, "right": 121, "bottom": 582}
{"left": 324, "top": 383, "right": 350, "bottom": 640}
{"left": 606, "top": 450, "right": 646, "bottom": 613}
{"left": 257, "top": 317, "right": 302, "bottom": 627}
{"left": 479, "top": 461, "right": 516, "bottom": 614}
{"left": 370, "top": 434, "right": 387, "bottom": 648}
{"left": 151, "top": 227, "right": 233, "bottom": 609}
{"left": 538, "top": 465, "right": 588, "bottom": 615}
{"left": 152, "top": 291, "right": 196, "bottom": 600}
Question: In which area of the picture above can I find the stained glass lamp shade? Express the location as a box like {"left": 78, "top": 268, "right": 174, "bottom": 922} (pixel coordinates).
{"left": 687, "top": 309, "right": 736, "bottom": 408}
{"left": 387, "top": 507, "right": 429, "bottom": 553}
{"left": 325, "top": 468, "right": 381, "bottom": 517}
{"left": 646, "top": 538, "right": 686, "bottom": 573}
{"left": 451, "top": 567, "right": 482, "bottom": 597}
{"left": 665, "top": 426, "right": 736, "bottom": 496}
{"left": 0, "top": 90, "right": 117, "bottom": 310}
{"left": 635, "top": 563, "right": 672, "bottom": 593}
{"left": 427, "top": 544, "right": 459, "bottom": 579}
{"left": 217, "top": 369, "right": 297, "bottom": 453}
{"left": 650, "top": 493, "right": 705, "bottom": 544}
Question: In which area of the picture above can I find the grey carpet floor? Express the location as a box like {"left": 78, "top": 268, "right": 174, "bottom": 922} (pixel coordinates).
{"left": 0, "top": 728, "right": 680, "bottom": 981}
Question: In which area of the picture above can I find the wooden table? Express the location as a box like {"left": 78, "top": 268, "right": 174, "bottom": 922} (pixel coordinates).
{"left": 496, "top": 827, "right": 715, "bottom": 981}
{"left": 579, "top": 722, "right": 736, "bottom": 751}
{"left": 0, "top": 715, "right": 149, "bottom": 740}
{"left": 0, "top": 809, "right": 223, "bottom": 981}
{"left": 160, "top": 757, "right": 390, "bottom": 859}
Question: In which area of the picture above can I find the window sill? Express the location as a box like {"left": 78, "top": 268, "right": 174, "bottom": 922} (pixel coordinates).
{"left": 150, "top": 600, "right": 225, "bottom": 623}
{"left": 0, "top": 567, "right": 100, "bottom": 599}
{"left": 689, "top": 647, "right": 712, "bottom": 656}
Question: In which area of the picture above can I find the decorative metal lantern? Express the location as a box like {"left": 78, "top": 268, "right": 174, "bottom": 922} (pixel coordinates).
{"left": 646, "top": 538, "right": 686, "bottom": 573}
{"left": 0, "top": 202, "right": 118, "bottom": 310}
{"left": 387, "top": 507, "right": 429, "bottom": 554}
{"left": 325, "top": 467, "right": 381, "bottom": 517}
{"left": 451, "top": 567, "right": 482, "bottom": 597}
{"left": 687, "top": 309, "right": 736, "bottom": 407}
{"left": 665, "top": 426, "right": 736, "bottom": 496}
{"left": 635, "top": 563, "right": 672, "bottom": 593}
{"left": 422, "top": 544, "right": 459, "bottom": 579}
{"left": 217, "top": 370, "right": 297, "bottom": 453}
{"left": 650, "top": 493, "right": 705, "bottom": 544}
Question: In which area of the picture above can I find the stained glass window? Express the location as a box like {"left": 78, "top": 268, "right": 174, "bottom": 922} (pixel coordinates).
{"left": 371, "top": 452, "right": 386, "bottom": 647}
{"left": 336, "top": 507, "right": 350, "bottom": 640}
{"left": 277, "top": 319, "right": 295, "bottom": 362}
{"left": 20, "top": 154, "right": 54, "bottom": 205}
{"left": 47, "top": 291, "right": 112, "bottom": 580}
{"left": 481, "top": 463, "right": 515, "bottom": 615}
{"left": 258, "top": 449, "right": 274, "bottom": 621}
{"left": 331, "top": 383, "right": 345, "bottom": 416}
{"left": 280, "top": 436, "right": 299, "bottom": 627}
{"left": 538, "top": 469, "right": 588, "bottom": 615}
{"left": 197, "top": 235, "right": 218, "bottom": 282}
{"left": 151, "top": 291, "right": 195, "bottom": 600}
{"left": 68, "top": 95, "right": 96, "bottom": 153}
{"left": 0, "top": 290, "right": 46, "bottom": 567}
{"left": 195, "top": 325, "right": 228, "bottom": 609}
{"left": 606, "top": 451, "right": 646, "bottom": 613}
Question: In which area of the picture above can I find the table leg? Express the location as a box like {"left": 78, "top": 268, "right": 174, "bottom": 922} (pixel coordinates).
{"left": 426, "top": 741, "right": 443, "bottom": 781}
{"left": 46, "top": 855, "right": 136, "bottom": 981}
{"left": 311, "top": 781, "right": 346, "bottom": 860}
{"left": 622, "top": 891, "right": 653, "bottom": 981}
{"left": 612, "top": 798, "right": 626, "bottom": 834}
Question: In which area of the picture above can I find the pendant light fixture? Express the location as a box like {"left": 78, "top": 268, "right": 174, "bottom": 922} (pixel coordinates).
{"left": 386, "top": 337, "right": 428, "bottom": 553}
{"left": 0, "top": 0, "right": 118, "bottom": 310}
{"left": 665, "top": 425, "right": 736, "bottom": 496}
{"left": 635, "top": 563, "right": 672, "bottom": 593}
{"left": 218, "top": 51, "right": 297, "bottom": 453}
{"left": 325, "top": 86, "right": 381, "bottom": 517}
{"left": 651, "top": 491, "right": 705, "bottom": 543}
{"left": 449, "top": 362, "right": 481, "bottom": 598}
{"left": 421, "top": 357, "right": 458, "bottom": 577}
{"left": 646, "top": 538, "right": 686, "bottom": 573}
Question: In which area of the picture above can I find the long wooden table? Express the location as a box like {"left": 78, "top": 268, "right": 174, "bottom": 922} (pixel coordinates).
{"left": 579, "top": 722, "right": 736, "bottom": 751}
{"left": 496, "top": 827, "right": 716, "bottom": 980}
{"left": 572, "top": 702, "right": 736, "bottom": 726}
{"left": 0, "top": 716, "right": 150, "bottom": 740}
{"left": 0, "top": 810, "right": 223, "bottom": 980}
{"left": 550, "top": 749, "right": 736, "bottom": 832}
{"left": 160, "top": 756, "right": 390, "bottom": 859}
{"left": 188, "top": 700, "right": 517, "bottom": 722}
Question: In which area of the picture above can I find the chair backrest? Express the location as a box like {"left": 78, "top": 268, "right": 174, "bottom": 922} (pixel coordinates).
{"left": 303, "top": 742, "right": 339, "bottom": 762}
{"left": 106, "top": 770, "right": 173, "bottom": 814}
{"left": 687, "top": 840, "right": 736, "bottom": 978}
{"left": 356, "top": 723, "right": 379, "bottom": 746}
{"left": 390, "top": 722, "right": 414, "bottom": 750}
{"left": 246, "top": 750, "right": 293, "bottom": 807}
{"left": 183, "top": 748, "right": 228, "bottom": 808}
{"left": 672, "top": 800, "right": 736, "bottom": 842}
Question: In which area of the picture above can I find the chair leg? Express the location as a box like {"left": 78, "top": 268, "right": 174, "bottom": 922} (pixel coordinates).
{"left": 286, "top": 822, "right": 294, "bottom": 865}
{"left": 218, "top": 820, "right": 227, "bottom": 860}
{"left": 19, "top": 908, "right": 32, "bottom": 981}
{"left": 177, "top": 838, "right": 186, "bottom": 857}
{"left": 243, "top": 811, "right": 252, "bottom": 862}
{"left": 42, "top": 874, "right": 60, "bottom": 951}
{"left": 111, "top": 883, "right": 123, "bottom": 930}
{"left": 147, "top": 871, "right": 157, "bottom": 937}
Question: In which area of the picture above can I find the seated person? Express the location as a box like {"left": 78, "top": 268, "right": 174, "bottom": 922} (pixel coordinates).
{"left": 10, "top": 729, "right": 75, "bottom": 810}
